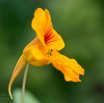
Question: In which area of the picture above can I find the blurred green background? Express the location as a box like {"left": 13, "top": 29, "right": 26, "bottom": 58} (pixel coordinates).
{"left": 0, "top": 0, "right": 104, "bottom": 103}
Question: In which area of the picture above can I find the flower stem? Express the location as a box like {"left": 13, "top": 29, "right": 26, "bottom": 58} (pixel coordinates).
{"left": 21, "top": 63, "right": 29, "bottom": 103}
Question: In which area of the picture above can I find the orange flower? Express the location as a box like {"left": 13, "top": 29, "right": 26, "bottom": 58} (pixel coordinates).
{"left": 8, "top": 8, "right": 84, "bottom": 99}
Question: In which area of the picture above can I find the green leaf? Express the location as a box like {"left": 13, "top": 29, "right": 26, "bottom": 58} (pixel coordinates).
{"left": 13, "top": 88, "right": 41, "bottom": 103}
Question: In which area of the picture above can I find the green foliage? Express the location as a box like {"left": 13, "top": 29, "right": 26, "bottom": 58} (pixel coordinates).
{"left": 13, "top": 88, "right": 40, "bottom": 103}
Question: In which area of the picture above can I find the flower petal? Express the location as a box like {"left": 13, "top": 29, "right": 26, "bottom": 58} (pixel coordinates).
{"left": 23, "top": 44, "right": 48, "bottom": 67}
{"left": 24, "top": 37, "right": 39, "bottom": 50}
{"left": 32, "top": 8, "right": 46, "bottom": 35}
{"left": 46, "top": 29, "right": 65, "bottom": 50}
{"left": 31, "top": 8, "right": 52, "bottom": 50}
{"left": 31, "top": 8, "right": 65, "bottom": 51}
{"left": 52, "top": 63, "right": 81, "bottom": 82}
{"left": 8, "top": 55, "right": 26, "bottom": 99}
{"left": 47, "top": 50, "right": 84, "bottom": 82}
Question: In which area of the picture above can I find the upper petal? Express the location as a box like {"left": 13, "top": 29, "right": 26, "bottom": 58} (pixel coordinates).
{"left": 45, "top": 29, "right": 65, "bottom": 50}
{"left": 31, "top": 8, "right": 65, "bottom": 51}
{"left": 31, "top": 8, "right": 53, "bottom": 50}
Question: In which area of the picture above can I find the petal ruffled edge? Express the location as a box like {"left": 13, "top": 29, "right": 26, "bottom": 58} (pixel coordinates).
{"left": 47, "top": 51, "right": 84, "bottom": 82}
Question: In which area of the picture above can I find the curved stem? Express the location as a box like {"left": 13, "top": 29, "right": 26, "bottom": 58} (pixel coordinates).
{"left": 21, "top": 63, "right": 29, "bottom": 103}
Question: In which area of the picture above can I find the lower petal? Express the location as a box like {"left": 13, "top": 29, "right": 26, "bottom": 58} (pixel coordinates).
{"left": 23, "top": 45, "right": 48, "bottom": 67}
{"left": 52, "top": 62, "right": 81, "bottom": 82}
{"left": 48, "top": 51, "right": 84, "bottom": 82}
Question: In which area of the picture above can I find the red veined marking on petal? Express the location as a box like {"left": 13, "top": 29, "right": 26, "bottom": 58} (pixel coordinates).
{"left": 45, "top": 34, "right": 55, "bottom": 42}
{"left": 45, "top": 34, "right": 52, "bottom": 41}
{"left": 45, "top": 40, "right": 57, "bottom": 44}
{"left": 45, "top": 43, "right": 53, "bottom": 46}
{"left": 45, "top": 29, "right": 51, "bottom": 39}
{"left": 44, "top": 29, "right": 58, "bottom": 45}
{"left": 45, "top": 34, "right": 54, "bottom": 42}
{"left": 44, "top": 29, "right": 53, "bottom": 44}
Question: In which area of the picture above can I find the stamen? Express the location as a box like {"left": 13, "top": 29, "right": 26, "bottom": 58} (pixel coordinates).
{"left": 46, "top": 50, "right": 53, "bottom": 57}
{"left": 50, "top": 50, "right": 53, "bottom": 52}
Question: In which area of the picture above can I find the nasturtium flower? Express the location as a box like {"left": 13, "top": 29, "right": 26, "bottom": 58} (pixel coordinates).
{"left": 8, "top": 8, "right": 84, "bottom": 99}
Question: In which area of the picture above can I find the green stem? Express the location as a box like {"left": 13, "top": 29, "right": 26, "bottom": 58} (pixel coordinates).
{"left": 21, "top": 63, "right": 29, "bottom": 103}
